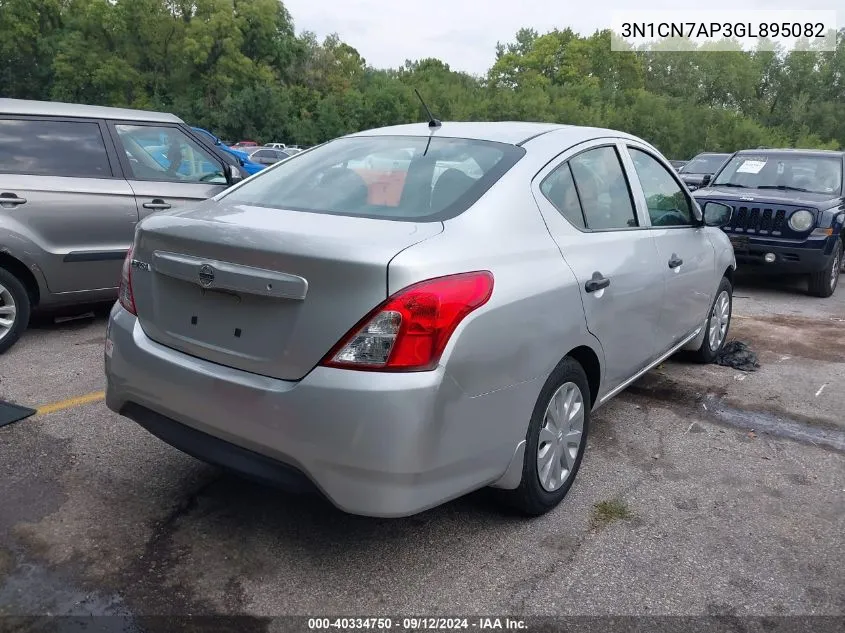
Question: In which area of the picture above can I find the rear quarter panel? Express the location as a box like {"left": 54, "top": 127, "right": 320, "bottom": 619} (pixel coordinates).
{"left": 387, "top": 175, "right": 601, "bottom": 398}
{"left": 387, "top": 174, "right": 602, "bottom": 471}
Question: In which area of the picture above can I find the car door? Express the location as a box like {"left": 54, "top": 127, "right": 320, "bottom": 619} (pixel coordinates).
{"left": 621, "top": 143, "right": 716, "bottom": 348}
{"left": 0, "top": 116, "right": 138, "bottom": 294}
{"left": 106, "top": 122, "right": 230, "bottom": 220}
{"left": 532, "top": 140, "right": 666, "bottom": 390}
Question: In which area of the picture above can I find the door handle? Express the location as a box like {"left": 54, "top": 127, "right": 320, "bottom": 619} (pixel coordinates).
{"left": 0, "top": 193, "right": 27, "bottom": 206}
{"left": 585, "top": 272, "right": 611, "bottom": 293}
{"left": 668, "top": 255, "right": 684, "bottom": 269}
{"left": 142, "top": 199, "right": 171, "bottom": 210}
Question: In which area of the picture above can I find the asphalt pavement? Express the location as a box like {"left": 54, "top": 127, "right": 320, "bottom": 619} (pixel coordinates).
{"left": 0, "top": 273, "right": 843, "bottom": 622}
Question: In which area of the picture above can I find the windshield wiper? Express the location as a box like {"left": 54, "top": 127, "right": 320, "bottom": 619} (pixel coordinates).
{"left": 714, "top": 182, "right": 748, "bottom": 188}
{"left": 756, "top": 185, "right": 813, "bottom": 193}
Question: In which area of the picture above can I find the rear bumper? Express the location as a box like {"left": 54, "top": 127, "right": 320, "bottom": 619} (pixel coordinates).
{"left": 104, "top": 305, "right": 529, "bottom": 517}
{"left": 728, "top": 235, "right": 837, "bottom": 274}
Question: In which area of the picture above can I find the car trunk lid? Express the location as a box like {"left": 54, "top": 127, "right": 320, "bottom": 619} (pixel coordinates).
{"left": 130, "top": 200, "right": 443, "bottom": 381}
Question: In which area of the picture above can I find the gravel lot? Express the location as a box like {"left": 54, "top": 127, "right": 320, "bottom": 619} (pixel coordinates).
{"left": 1, "top": 272, "right": 843, "bottom": 622}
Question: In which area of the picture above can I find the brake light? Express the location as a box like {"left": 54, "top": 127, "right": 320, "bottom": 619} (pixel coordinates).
{"left": 118, "top": 247, "right": 136, "bottom": 315}
{"left": 321, "top": 271, "right": 494, "bottom": 372}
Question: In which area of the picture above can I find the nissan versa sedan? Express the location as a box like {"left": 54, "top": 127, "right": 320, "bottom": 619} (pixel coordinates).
{"left": 104, "top": 122, "right": 736, "bottom": 518}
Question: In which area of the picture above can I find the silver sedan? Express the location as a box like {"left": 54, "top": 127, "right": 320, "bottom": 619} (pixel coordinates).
{"left": 104, "top": 121, "right": 736, "bottom": 517}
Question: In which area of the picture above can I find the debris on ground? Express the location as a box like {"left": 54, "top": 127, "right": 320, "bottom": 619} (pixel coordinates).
{"left": 715, "top": 340, "right": 761, "bottom": 372}
{"left": 0, "top": 400, "right": 36, "bottom": 428}
{"left": 590, "top": 499, "right": 633, "bottom": 530}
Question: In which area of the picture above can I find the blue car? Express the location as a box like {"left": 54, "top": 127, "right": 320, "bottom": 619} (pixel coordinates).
{"left": 191, "top": 127, "right": 264, "bottom": 175}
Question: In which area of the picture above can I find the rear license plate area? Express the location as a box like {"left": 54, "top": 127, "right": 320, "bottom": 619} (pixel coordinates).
{"left": 154, "top": 278, "right": 278, "bottom": 357}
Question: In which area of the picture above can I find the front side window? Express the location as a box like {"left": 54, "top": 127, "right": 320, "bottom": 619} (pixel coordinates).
{"left": 0, "top": 118, "right": 111, "bottom": 178}
{"left": 568, "top": 146, "right": 638, "bottom": 230}
{"left": 713, "top": 154, "right": 843, "bottom": 195}
{"left": 224, "top": 135, "right": 524, "bottom": 221}
{"left": 115, "top": 124, "right": 226, "bottom": 184}
{"left": 629, "top": 148, "right": 694, "bottom": 227}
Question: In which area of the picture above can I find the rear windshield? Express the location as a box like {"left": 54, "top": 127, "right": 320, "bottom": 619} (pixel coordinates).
{"left": 223, "top": 135, "right": 524, "bottom": 221}
{"left": 680, "top": 154, "right": 729, "bottom": 174}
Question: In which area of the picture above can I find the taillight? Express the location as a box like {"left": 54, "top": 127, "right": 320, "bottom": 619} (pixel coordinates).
{"left": 321, "top": 271, "right": 494, "bottom": 372}
{"left": 118, "top": 247, "right": 136, "bottom": 315}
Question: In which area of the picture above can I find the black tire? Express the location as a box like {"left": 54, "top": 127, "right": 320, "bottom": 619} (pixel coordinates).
{"left": 0, "top": 266, "right": 31, "bottom": 354}
{"left": 691, "top": 276, "right": 733, "bottom": 364}
{"left": 807, "top": 238, "right": 842, "bottom": 298}
{"left": 501, "top": 357, "right": 591, "bottom": 517}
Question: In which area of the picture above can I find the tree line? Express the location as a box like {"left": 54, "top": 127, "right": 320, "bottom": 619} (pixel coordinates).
{"left": 2, "top": 0, "right": 844, "bottom": 159}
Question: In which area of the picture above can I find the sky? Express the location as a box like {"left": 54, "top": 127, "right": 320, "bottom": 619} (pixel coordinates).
{"left": 281, "top": 0, "right": 843, "bottom": 76}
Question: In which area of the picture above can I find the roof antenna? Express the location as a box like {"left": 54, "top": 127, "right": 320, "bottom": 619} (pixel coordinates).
{"left": 414, "top": 89, "right": 441, "bottom": 128}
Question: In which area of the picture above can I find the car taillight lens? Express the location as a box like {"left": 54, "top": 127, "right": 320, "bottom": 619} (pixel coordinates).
{"left": 118, "top": 247, "right": 136, "bottom": 315}
{"left": 321, "top": 271, "right": 494, "bottom": 372}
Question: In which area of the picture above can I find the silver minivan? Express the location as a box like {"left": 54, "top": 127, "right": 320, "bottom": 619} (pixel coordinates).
{"left": 0, "top": 99, "right": 245, "bottom": 353}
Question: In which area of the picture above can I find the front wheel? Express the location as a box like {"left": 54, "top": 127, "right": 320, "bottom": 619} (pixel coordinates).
{"left": 500, "top": 357, "right": 591, "bottom": 516}
{"left": 691, "top": 276, "right": 733, "bottom": 364}
{"left": 0, "top": 267, "right": 31, "bottom": 354}
{"left": 808, "top": 238, "right": 842, "bottom": 298}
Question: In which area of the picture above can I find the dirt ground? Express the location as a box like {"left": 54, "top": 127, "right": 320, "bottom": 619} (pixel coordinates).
{"left": 0, "top": 272, "right": 843, "bottom": 626}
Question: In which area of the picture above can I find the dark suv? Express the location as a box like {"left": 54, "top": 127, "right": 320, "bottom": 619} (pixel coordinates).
{"left": 679, "top": 152, "right": 730, "bottom": 190}
{"left": 693, "top": 149, "right": 844, "bottom": 297}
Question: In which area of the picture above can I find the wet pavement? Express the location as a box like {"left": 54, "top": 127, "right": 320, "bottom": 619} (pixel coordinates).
{"left": 0, "top": 272, "right": 843, "bottom": 622}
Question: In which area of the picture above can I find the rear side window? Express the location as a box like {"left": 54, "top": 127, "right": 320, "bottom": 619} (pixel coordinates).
{"left": 568, "top": 146, "right": 638, "bottom": 230}
{"left": 0, "top": 118, "right": 111, "bottom": 178}
{"left": 224, "top": 135, "right": 525, "bottom": 221}
{"left": 540, "top": 163, "right": 586, "bottom": 229}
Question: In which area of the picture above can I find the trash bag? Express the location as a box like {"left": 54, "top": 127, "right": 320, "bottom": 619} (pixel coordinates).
{"left": 714, "top": 340, "right": 761, "bottom": 372}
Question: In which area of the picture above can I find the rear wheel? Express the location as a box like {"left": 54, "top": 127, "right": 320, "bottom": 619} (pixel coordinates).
{"left": 0, "top": 267, "right": 30, "bottom": 354}
{"left": 501, "top": 357, "right": 591, "bottom": 516}
{"left": 691, "top": 276, "right": 732, "bottom": 364}
{"left": 808, "top": 238, "right": 842, "bottom": 298}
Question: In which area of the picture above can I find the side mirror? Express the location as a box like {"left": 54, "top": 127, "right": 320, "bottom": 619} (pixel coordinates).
{"left": 701, "top": 174, "right": 712, "bottom": 187}
{"left": 702, "top": 201, "right": 732, "bottom": 227}
{"left": 226, "top": 164, "right": 244, "bottom": 185}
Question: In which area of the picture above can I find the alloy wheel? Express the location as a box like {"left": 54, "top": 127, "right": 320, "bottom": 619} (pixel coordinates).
{"left": 537, "top": 382, "right": 585, "bottom": 492}
{"left": 708, "top": 290, "right": 731, "bottom": 351}
{"left": 0, "top": 282, "right": 17, "bottom": 342}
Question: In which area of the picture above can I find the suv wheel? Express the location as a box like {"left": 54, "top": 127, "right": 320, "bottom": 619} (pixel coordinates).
{"left": 692, "top": 276, "right": 733, "bottom": 364}
{"left": 808, "top": 238, "right": 842, "bottom": 298}
{"left": 501, "top": 357, "right": 591, "bottom": 516}
{"left": 0, "top": 267, "right": 31, "bottom": 354}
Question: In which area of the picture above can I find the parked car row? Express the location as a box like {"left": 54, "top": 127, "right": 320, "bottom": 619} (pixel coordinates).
{"left": 679, "top": 152, "right": 732, "bottom": 190}
{"left": 1, "top": 97, "right": 842, "bottom": 522}
{"left": 103, "top": 118, "right": 738, "bottom": 518}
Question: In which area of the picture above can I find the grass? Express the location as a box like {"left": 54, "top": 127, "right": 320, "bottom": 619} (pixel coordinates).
{"left": 590, "top": 499, "right": 633, "bottom": 529}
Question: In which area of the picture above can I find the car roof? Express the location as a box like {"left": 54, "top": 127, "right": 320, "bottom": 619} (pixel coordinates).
{"left": 692, "top": 152, "right": 731, "bottom": 158}
{"left": 344, "top": 121, "right": 644, "bottom": 147}
{"left": 735, "top": 148, "right": 844, "bottom": 157}
{"left": 0, "top": 98, "right": 182, "bottom": 123}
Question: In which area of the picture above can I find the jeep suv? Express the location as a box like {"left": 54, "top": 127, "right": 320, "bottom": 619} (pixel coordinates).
{"left": 0, "top": 98, "right": 246, "bottom": 353}
{"left": 693, "top": 148, "right": 844, "bottom": 297}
